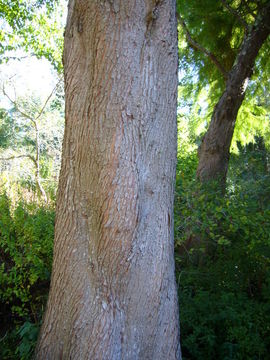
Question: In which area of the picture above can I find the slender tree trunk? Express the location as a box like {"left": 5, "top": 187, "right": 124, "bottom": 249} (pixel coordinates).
{"left": 35, "top": 1, "right": 180, "bottom": 359}
{"left": 197, "top": 3, "right": 270, "bottom": 188}
{"left": 34, "top": 121, "right": 47, "bottom": 202}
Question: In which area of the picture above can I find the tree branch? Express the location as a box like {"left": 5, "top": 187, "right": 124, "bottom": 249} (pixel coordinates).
{"left": 4, "top": 54, "right": 34, "bottom": 62}
{"left": 177, "top": 13, "right": 228, "bottom": 79}
{"left": 221, "top": 0, "right": 249, "bottom": 31}
{"left": 2, "top": 85, "right": 36, "bottom": 124}
{"left": 35, "top": 76, "right": 63, "bottom": 121}
{"left": 0, "top": 154, "right": 36, "bottom": 163}
{"left": 2, "top": 77, "right": 63, "bottom": 124}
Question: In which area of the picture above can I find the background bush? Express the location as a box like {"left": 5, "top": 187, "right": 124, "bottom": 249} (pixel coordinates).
{"left": 0, "top": 194, "right": 54, "bottom": 359}
{"left": 175, "top": 140, "right": 270, "bottom": 360}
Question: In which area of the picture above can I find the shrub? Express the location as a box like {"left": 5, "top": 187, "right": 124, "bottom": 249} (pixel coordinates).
{"left": 0, "top": 193, "right": 54, "bottom": 359}
{"left": 175, "top": 143, "right": 270, "bottom": 359}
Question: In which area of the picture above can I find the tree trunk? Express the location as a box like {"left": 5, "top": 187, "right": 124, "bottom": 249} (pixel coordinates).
{"left": 197, "top": 3, "right": 270, "bottom": 189}
{"left": 35, "top": 1, "right": 180, "bottom": 359}
{"left": 34, "top": 121, "right": 47, "bottom": 202}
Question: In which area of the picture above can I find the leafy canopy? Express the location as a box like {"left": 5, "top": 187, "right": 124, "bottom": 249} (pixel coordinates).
{"left": 177, "top": 0, "right": 270, "bottom": 150}
{"left": 0, "top": 0, "right": 65, "bottom": 72}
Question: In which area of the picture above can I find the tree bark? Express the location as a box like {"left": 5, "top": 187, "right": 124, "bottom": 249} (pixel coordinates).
{"left": 197, "top": 3, "right": 270, "bottom": 188}
{"left": 35, "top": 0, "right": 180, "bottom": 359}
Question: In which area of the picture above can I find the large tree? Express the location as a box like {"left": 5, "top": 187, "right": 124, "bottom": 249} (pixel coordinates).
{"left": 35, "top": 0, "right": 181, "bottom": 359}
{"left": 177, "top": 0, "right": 270, "bottom": 189}
{"left": 196, "top": 2, "right": 270, "bottom": 186}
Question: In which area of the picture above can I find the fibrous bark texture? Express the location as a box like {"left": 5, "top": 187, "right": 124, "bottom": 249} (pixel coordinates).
{"left": 197, "top": 3, "right": 270, "bottom": 188}
{"left": 35, "top": 0, "right": 180, "bottom": 359}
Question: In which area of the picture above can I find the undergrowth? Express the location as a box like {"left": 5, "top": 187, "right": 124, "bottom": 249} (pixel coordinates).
{"left": 0, "top": 140, "right": 269, "bottom": 359}
{"left": 175, "top": 144, "right": 270, "bottom": 359}
{"left": 0, "top": 194, "right": 54, "bottom": 359}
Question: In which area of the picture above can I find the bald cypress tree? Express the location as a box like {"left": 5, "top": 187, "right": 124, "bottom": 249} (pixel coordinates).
{"left": 35, "top": 1, "right": 181, "bottom": 358}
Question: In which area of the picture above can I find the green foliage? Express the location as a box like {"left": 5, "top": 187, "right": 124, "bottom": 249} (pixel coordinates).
{"left": 0, "top": 193, "right": 54, "bottom": 359}
{"left": 177, "top": 0, "right": 270, "bottom": 150}
{"left": 0, "top": 108, "right": 15, "bottom": 149}
{"left": 0, "top": 321, "right": 40, "bottom": 360}
{"left": 177, "top": 0, "right": 235, "bottom": 96}
{"left": 175, "top": 138, "right": 270, "bottom": 359}
{"left": 16, "top": 321, "right": 39, "bottom": 360}
{"left": 0, "top": 0, "right": 65, "bottom": 72}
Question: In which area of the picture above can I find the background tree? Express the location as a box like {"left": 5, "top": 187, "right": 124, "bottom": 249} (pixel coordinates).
{"left": 177, "top": 0, "right": 270, "bottom": 189}
{"left": 0, "top": 80, "right": 64, "bottom": 202}
{"left": 36, "top": 0, "right": 181, "bottom": 358}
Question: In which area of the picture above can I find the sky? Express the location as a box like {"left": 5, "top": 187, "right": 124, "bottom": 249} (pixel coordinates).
{"left": 0, "top": 0, "right": 67, "bottom": 108}
{"left": 0, "top": 52, "right": 58, "bottom": 108}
